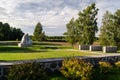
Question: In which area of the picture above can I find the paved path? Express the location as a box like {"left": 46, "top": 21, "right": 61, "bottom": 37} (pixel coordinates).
{"left": 63, "top": 49, "right": 120, "bottom": 57}
{"left": 78, "top": 49, "right": 120, "bottom": 57}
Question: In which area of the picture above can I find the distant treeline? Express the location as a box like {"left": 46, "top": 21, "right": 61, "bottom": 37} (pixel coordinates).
{"left": 30, "top": 35, "right": 66, "bottom": 42}
{"left": 0, "top": 22, "right": 24, "bottom": 41}
{"left": 45, "top": 36, "right": 66, "bottom": 42}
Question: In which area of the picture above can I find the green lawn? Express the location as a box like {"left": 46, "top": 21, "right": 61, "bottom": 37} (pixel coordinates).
{"left": 1, "top": 42, "right": 120, "bottom": 80}
{"left": 0, "top": 44, "right": 98, "bottom": 61}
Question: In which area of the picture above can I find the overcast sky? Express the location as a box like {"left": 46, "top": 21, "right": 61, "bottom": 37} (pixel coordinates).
{"left": 0, "top": 0, "right": 119, "bottom": 36}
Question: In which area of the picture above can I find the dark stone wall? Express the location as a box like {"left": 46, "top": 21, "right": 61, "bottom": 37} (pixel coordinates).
{"left": 79, "top": 45, "right": 89, "bottom": 50}
{"left": 89, "top": 45, "right": 102, "bottom": 51}
{"left": 103, "top": 46, "right": 117, "bottom": 53}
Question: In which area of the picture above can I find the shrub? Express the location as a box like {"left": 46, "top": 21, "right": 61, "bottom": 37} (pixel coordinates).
{"left": 7, "top": 62, "right": 48, "bottom": 80}
{"left": 115, "top": 61, "right": 120, "bottom": 69}
{"left": 99, "top": 61, "right": 112, "bottom": 74}
{"left": 60, "top": 57, "right": 93, "bottom": 80}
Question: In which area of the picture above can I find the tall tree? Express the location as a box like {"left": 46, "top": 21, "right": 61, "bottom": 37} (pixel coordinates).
{"left": 0, "top": 22, "right": 24, "bottom": 41}
{"left": 76, "top": 3, "right": 98, "bottom": 45}
{"left": 34, "top": 22, "right": 45, "bottom": 41}
{"left": 3, "top": 23, "right": 11, "bottom": 40}
{"left": 0, "top": 22, "right": 4, "bottom": 40}
{"left": 65, "top": 18, "right": 78, "bottom": 46}
{"left": 10, "top": 27, "right": 24, "bottom": 40}
{"left": 114, "top": 10, "right": 120, "bottom": 47}
{"left": 99, "top": 11, "right": 114, "bottom": 46}
{"left": 100, "top": 10, "right": 120, "bottom": 47}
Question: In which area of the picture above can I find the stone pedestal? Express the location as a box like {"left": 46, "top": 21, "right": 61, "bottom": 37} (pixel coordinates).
{"left": 103, "top": 46, "right": 117, "bottom": 53}
{"left": 90, "top": 45, "right": 102, "bottom": 51}
{"left": 18, "top": 34, "right": 32, "bottom": 47}
{"left": 18, "top": 43, "right": 32, "bottom": 47}
{"left": 79, "top": 45, "right": 89, "bottom": 50}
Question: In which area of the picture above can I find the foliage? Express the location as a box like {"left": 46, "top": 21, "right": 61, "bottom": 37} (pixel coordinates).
{"left": 115, "top": 61, "right": 120, "bottom": 69}
{"left": 92, "top": 61, "right": 120, "bottom": 80}
{"left": 99, "top": 10, "right": 120, "bottom": 47}
{"left": 76, "top": 3, "right": 98, "bottom": 45}
{"left": 65, "top": 18, "right": 78, "bottom": 46}
{"left": 33, "top": 22, "right": 45, "bottom": 41}
{"left": 29, "top": 35, "right": 36, "bottom": 41}
{"left": 65, "top": 3, "right": 98, "bottom": 45}
{"left": 60, "top": 57, "right": 93, "bottom": 80}
{"left": 99, "top": 61, "right": 112, "bottom": 74}
{"left": 45, "top": 36, "right": 66, "bottom": 42}
{"left": 0, "top": 22, "right": 24, "bottom": 41}
{"left": 48, "top": 72, "right": 67, "bottom": 80}
{"left": 7, "top": 62, "right": 48, "bottom": 80}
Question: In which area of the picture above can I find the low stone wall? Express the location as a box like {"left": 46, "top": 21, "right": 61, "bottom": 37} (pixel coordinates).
{"left": 39, "top": 55, "right": 120, "bottom": 70}
{"left": 79, "top": 45, "right": 118, "bottom": 53}
{"left": 0, "top": 55, "right": 120, "bottom": 79}
{"left": 79, "top": 45, "right": 89, "bottom": 50}
{"left": 103, "top": 46, "right": 117, "bottom": 53}
{"left": 89, "top": 45, "right": 102, "bottom": 51}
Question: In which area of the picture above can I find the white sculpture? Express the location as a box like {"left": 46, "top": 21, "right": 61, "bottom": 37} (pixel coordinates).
{"left": 18, "top": 33, "right": 32, "bottom": 47}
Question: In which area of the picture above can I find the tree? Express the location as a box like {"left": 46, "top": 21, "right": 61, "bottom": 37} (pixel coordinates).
{"left": 33, "top": 22, "right": 45, "bottom": 41}
{"left": 10, "top": 27, "right": 24, "bottom": 40}
{"left": 65, "top": 18, "right": 78, "bottom": 46}
{"left": 99, "top": 11, "right": 114, "bottom": 46}
{"left": 0, "top": 22, "right": 4, "bottom": 40}
{"left": 99, "top": 10, "right": 120, "bottom": 47}
{"left": 114, "top": 10, "right": 120, "bottom": 47}
{"left": 0, "top": 22, "right": 24, "bottom": 41}
{"left": 76, "top": 3, "right": 98, "bottom": 45}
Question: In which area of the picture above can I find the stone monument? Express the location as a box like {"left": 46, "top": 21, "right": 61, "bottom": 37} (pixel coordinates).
{"left": 89, "top": 45, "right": 102, "bottom": 51}
{"left": 79, "top": 45, "right": 89, "bottom": 50}
{"left": 103, "top": 46, "right": 117, "bottom": 53}
{"left": 18, "top": 33, "right": 32, "bottom": 47}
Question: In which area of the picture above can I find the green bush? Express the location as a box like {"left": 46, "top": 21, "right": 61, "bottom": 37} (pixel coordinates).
{"left": 99, "top": 61, "right": 112, "bottom": 74}
{"left": 7, "top": 62, "right": 48, "bottom": 80}
{"left": 60, "top": 57, "right": 93, "bottom": 80}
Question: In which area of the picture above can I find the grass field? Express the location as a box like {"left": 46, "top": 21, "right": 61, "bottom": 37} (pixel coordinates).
{"left": 1, "top": 42, "right": 120, "bottom": 80}
{"left": 0, "top": 42, "right": 99, "bottom": 61}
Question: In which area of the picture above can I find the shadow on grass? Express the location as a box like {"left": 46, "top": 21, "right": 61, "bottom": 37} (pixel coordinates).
{"left": 0, "top": 46, "right": 48, "bottom": 53}
{"left": 33, "top": 42, "right": 61, "bottom": 46}
{"left": 0, "top": 44, "right": 61, "bottom": 53}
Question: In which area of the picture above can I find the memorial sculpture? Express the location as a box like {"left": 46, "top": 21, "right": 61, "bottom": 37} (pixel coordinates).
{"left": 18, "top": 33, "right": 32, "bottom": 47}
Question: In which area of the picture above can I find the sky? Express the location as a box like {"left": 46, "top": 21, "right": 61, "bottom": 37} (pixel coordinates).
{"left": 0, "top": 0, "right": 120, "bottom": 36}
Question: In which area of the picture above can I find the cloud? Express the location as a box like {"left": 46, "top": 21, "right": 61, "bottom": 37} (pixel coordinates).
{"left": 14, "top": 0, "right": 80, "bottom": 35}
{"left": 96, "top": 0, "right": 120, "bottom": 26}
{"left": 0, "top": 0, "right": 119, "bottom": 36}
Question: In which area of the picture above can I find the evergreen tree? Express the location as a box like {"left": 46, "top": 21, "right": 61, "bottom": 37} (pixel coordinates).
{"left": 76, "top": 3, "right": 98, "bottom": 45}
{"left": 33, "top": 22, "right": 45, "bottom": 41}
